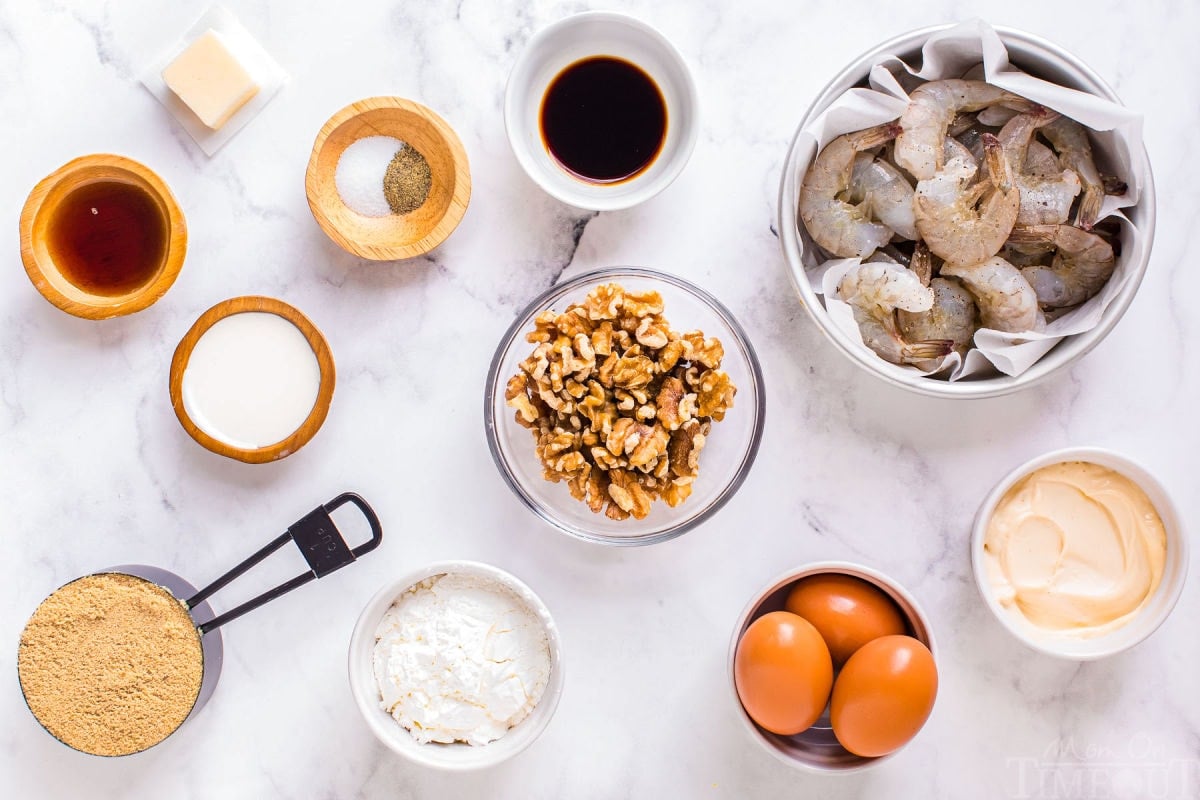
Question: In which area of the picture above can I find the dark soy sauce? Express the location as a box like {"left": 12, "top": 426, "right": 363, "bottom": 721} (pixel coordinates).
{"left": 48, "top": 181, "right": 167, "bottom": 296}
{"left": 540, "top": 56, "right": 667, "bottom": 183}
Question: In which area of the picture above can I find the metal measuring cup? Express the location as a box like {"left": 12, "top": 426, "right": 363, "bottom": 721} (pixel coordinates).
{"left": 19, "top": 492, "right": 383, "bottom": 756}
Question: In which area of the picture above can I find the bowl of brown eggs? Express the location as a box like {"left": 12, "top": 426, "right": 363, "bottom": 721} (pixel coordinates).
{"left": 728, "top": 562, "right": 938, "bottom": 772}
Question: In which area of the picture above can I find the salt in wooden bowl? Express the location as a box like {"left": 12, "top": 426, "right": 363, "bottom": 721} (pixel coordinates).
{"left": 305, "top": 97, "right": 471, "bottom": 261}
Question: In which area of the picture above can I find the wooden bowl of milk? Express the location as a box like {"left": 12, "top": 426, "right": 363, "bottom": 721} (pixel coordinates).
{"left": 169, "top": 296, "right": 335, "bottom": 463}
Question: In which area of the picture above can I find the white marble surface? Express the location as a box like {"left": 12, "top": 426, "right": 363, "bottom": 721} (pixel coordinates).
{"left": 2, "top": 0, "right": 1197, "bottom": 797}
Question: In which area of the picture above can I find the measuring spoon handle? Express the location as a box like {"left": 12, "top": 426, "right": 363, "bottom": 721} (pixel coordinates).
{"left": 188, "top": 492, "right": 383, "bottom": 635}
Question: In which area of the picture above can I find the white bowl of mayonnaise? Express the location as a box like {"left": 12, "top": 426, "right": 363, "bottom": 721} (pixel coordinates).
{"left": 348, "top": 561, "right": 564, "bottom": 770}
{"left": 970, "top": 447, "right": 1187, "bottom": 659}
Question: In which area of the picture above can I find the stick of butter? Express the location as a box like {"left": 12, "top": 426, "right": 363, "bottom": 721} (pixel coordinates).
{"left": 162, "top": 30, "right": 260, "bottom": 131}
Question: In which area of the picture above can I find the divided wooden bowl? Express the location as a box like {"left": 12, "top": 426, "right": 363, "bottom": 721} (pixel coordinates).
{"left": 305, "top": 97, "right": 471, "bottom": 260}
{"left": 19, "top": 153, "right": 187, "bottom": 319}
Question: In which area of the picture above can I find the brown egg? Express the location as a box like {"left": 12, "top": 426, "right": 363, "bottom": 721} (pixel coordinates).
{"left": 831, "top": 635, "right": 937, "bottom": 758}
{"left": 734, "top": 611, "right": 833, "bottom": 735}
{"left": 785, "top": 573, "right": 907, "bottom": 665}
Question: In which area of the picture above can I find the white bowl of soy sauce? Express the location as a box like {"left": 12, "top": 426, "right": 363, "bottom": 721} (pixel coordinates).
{"left": 505, "top": 11, "right": 699, "bottom": 211}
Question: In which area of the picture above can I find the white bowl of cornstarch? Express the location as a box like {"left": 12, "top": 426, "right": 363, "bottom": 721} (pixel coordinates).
{"left": 348, "top": 560, "right": 564, "bottom": 771}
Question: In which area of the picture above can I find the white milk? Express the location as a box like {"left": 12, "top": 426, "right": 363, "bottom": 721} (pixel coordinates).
{"left": 182, "top": 312, "right": 321, "bottom": 449}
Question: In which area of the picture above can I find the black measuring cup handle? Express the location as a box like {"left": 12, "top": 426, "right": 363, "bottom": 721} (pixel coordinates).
{"left": 187, "top": 492, "right": 383, "bottom": 635}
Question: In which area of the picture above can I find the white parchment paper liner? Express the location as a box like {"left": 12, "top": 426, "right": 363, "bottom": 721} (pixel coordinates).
{"left": 797, "top": 19, "right": 1145, "bottom": 379}
{"left": 141, "top": 5, "right": 288, "bottom": 157}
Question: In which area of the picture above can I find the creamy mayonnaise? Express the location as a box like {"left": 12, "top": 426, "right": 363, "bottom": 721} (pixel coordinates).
{"left": 984, "top": 461, "right": 1167, "bottom": 639}
{"left": 182, "top": 312, "right": 321, "bottom": 450}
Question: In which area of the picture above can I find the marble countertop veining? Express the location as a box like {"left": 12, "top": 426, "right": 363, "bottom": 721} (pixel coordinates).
{"left": 1, "top": 0, "right": 1197, "bottom": 797}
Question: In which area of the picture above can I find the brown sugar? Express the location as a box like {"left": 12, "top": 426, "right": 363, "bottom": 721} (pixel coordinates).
{"left": 17, "top": 573, "right": 204, "bottom": 756}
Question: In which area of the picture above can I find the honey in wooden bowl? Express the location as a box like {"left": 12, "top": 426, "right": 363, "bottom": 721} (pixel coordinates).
{"left": 48, "top": 181, "right": 168, "bottom": 297}
{"left": 20, "top": 154, "right": 187, "bottom": 319}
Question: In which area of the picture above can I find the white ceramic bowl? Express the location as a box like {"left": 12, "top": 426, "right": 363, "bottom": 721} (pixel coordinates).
{"left": 348, "top": 561, "right": 565, "bottom": 770}
{"left": 778, "top": 25, "right": 1156, "bottom": 398}
{"left": 485, "top": 267, "right": 765, "bottom": 546}
{"left": 727, "top": 562, "right": 937, "bottom": 773}
{"left": 504, "top": 11, "right": 699, "bottom": 210}
{"left": 970, "top": 447, "right": 1188, "bottom": 660}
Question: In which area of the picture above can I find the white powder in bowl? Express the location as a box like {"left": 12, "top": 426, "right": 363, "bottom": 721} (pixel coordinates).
{"left": 372, "top": 572, "right": 552, "bottom": 746}
{"left": 335, "top": 135, "right": 402, "bottom": 217}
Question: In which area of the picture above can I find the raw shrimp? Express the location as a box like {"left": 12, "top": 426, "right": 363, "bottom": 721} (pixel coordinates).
{"left": 947, "top": 112, "right": 978, "bottom": 138}
{"left": 837, "top": 261, "right": 954, "bottom": 365}
{"left": 1024, "top": 140, "right": 1060, "bottom": 177}
{"left": 998, "top": 107, "right": 1058, "bottom": 170}
{"left": 958, "top": 126, "right": 989, "bottom": 165}
{"left": 941, "top": 256, "right": 1045, "bottom": 333}
{"left": 943, "top": 136, "right": 976, "bottom": 168}
{"left": 799, "top": 123, "right": 901, "bottom": 258}
{"left": 1042, "top": 117, "right": 1104, "bottom": 229}
{"left": 895, "top": 80, "right": 1032, "bottom": 179}
{"left": 1008, "top": 223, "right": 1116, "bottom": 308}
{"left": 1016, "top": 170, "right": 1081, "bottom": 226}
{"left": 1000, "top": 242, "right": 1054, "bottom": 267}
{"left": 977, "top": 105, "right": 1019, "bottom": 127}
{"left": 997, "top": 109, "right": 1083, "bottom": 226}
{"left": 1024, "top": 140, "right": 1082, "bottom": 224}
{"left": 848, "top": 153, "right": 919, "bottom": 241}
{"left": 914, "top": 134, "right": 1020, "bottom": 267}
{"left": 898, "top": 277, "right": 979, "bottom": 356}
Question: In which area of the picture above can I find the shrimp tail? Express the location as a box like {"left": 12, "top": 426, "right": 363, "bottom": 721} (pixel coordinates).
{"left": 981, "top": 133, "right": 1013, "bottom": 192}
{"left": 1075, "top": 185, "right": 1103, "bottom": 230}
{"left": 1000, "top": 95, "right": 1039, "bottom": 114}
{"left": 903, "top": 339, "right": 955, "bottom": 360}
{"left": 851, "top": 122, "right": 903, "bottom": 150}
{"left": 1006, "top": 224, "right": 1057, "bottom": 246}
{"left": 911, "top": 240, "right": 933, "bottom": 287}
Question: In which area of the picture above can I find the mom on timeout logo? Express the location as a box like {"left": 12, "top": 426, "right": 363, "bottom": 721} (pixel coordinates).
{"left": 1006, "top": 733, "right": 1197, "bottom": 799}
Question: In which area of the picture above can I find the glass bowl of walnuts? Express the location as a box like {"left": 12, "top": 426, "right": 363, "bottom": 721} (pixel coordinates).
{"left": 485, "top": 267, "right": 765, "bottom": 546}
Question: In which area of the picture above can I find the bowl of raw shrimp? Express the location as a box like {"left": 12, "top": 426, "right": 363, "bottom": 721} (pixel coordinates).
{"left": 778, "top": 22, "right": 1154, "bottom": 398}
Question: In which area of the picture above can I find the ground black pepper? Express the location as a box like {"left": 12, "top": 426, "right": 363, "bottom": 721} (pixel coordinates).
{"left": 383, "top": 146, "right": 432, "bottom": 214}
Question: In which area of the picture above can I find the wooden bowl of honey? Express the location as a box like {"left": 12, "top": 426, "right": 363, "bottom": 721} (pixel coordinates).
{"left": 305, "top": 97, "right": 471, "bottom": 261}
{"left": 19, "top": 154, "right": 187, "bottom": 320}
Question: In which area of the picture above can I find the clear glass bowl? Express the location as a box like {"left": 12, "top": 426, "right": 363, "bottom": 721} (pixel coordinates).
{"left": 484, "top": 267, "right": 765, "bottom": 546}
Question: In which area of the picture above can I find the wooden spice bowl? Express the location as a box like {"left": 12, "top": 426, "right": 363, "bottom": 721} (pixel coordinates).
{"left": 169, "top": 296, "right": 335, "bottom": 464}
{"left": 305, "top": 97, "right": 471, "bottom": 260}
{"left": 19, "top": 154, "right": 187, "bottom": 319}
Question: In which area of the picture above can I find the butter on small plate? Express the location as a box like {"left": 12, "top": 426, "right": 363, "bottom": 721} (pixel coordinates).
{"left": 162, "top": 30, "right": 259, "bottom": 131}
{"left": 142, "top": 5, "right": 287, "bottom": 155}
